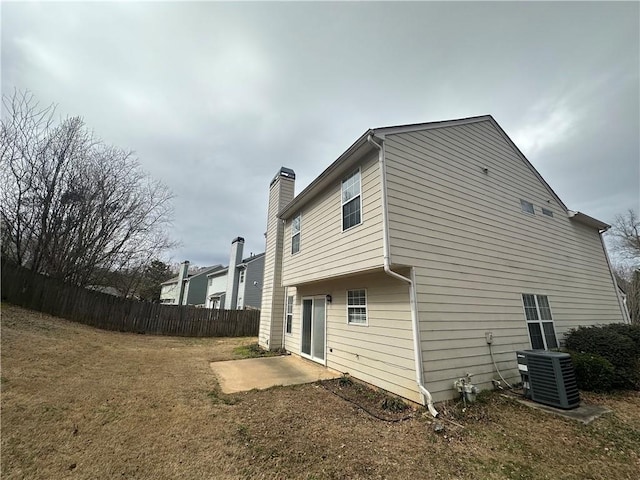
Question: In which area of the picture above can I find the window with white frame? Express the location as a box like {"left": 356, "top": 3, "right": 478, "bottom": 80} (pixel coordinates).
{"left": 342, "top": 169, "right": 361, "bottom": 231}
{"left": 347, "top": 289, "right": 367, "bottom": 325}
{"left": 285, "top": 295, "right": 294, "bottom": 334}
{"left": 291, "top": 214, "right": 301, "bottom": 254}
{"left": 522, "top": 294, "right": 558, "bottom": 350}
{"left": 542, "top": 207, "right": 553, "bottom": 217}
{"left": 520, "top": 199, "right": 535, "bottom": 215}
{"left": 239, "top": 269, "right": 245, "bottom": 283}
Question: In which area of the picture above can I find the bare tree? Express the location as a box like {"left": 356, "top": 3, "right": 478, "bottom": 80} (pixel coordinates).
{"left": 629, "top": 270, "right": 640, "bottom": 325}
{"left": 1, "top": 89, "right": 177, "bottom": 287}
{"left": 609, "top": 209, "right": 640, "bottom": 324}
{"left": 610, "top": 209, "right": 640, "bottom": 265}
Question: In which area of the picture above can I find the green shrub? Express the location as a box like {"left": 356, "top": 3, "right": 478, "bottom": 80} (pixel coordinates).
{"left": 599, "top": 323, "right": 640, "bottom": 355}
{"left": 564, "top": 325, "right": 640, "bottom": 390}
{"left": 569, "top": 351, "right": 615, "bottom": 392}
{"left": 338, "top": 374, "right": 353, "bottom": 387}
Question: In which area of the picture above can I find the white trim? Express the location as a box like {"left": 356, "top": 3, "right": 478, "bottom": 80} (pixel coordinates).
{"left": 520, "top": 199, "right": 535, "bottom": 215}
{"left": 598, "top": 233, "right": 631, "bottom": 324}
{"left": 341, "top": 168, "right": 363, "bottom": 231}
{"left": 300, "top": 296, "right": 327, "bottom": 365}
{"left": 291, "top": 213, "right": 301, "bottom": 254}
{"left": 285, "top": 293, "right": 294, "bottom": 335}
{"left": 568, "top": 210, "right": 611, "bottom": 231}
{"left": 521, "top": 293, "right": 558, "bottom": 350}
{"left": 346, "top": 288, "right": 368, "bottom": 326}
{"left": 281, "top": 286, "right": 289, "bottom": 348}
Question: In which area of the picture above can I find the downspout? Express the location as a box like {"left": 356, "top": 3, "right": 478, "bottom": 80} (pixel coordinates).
{"left": 282, "top": 286, "right": 289, "bottom": 348}
{"left": 367, "top": 134, "right": 439, "bottom": 417}
{"left": 599, "top": 228, "right": 631, "bottom": 324}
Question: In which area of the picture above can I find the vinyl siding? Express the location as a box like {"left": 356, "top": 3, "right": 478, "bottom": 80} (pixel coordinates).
{"left": 259, "top": 176, "right": 295, "bottom": 349}
{"left": 384, "top": 120, "right": 625, "bottom": 402}
{"left": 242, "top": 256, "right": 265, "bottom": 309}
{"left": 205, "top": 272, "right": 228, "bottom": 308}
{"left": 160, "top": 283, "right": 179, "bottom": 304}
{"left": 281, "top": 152, "right": 384, "bottom": 286}
{"left": 290, "top": 271, "right": 421, "bottom": 403}
{"left": 184, "top": 275, "right": 208, "bottom": 306}
{"left": 236, "top": 271, "right": 246, "bottom": 308}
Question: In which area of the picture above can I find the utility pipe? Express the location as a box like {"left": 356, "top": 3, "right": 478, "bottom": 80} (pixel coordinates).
{"left": 367, "top": 134, "right": 439, "bottom": 417}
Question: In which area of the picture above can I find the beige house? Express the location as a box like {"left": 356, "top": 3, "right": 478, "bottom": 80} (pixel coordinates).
{"left": 258, "top": 115, "right": 628, "bottom": 414}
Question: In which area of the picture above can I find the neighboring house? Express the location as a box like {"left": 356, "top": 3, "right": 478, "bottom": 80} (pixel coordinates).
{"left": 259, "top": 115, "right": 629, "bottom": 411}
{"left": 160, "top": 263, "right": 224, "bottom": 306}
{"left": 87, "top": 285, "right": 123, "bottom": 297}
{"left": 206, "top": 267, "right": 228, "bottom": 309}
{"left": 234, "top": 252, "right": 266, "bottom": 310}
{"left": 203, "top": 237, "right": 266, "bottom": 310}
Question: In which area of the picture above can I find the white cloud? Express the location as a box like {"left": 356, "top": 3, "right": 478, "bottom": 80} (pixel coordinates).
{"left": 13, "top": 36, "right": 74, "bottom": 83}
{"left": 512, "top": 101, "right": 577, "bottom": 157}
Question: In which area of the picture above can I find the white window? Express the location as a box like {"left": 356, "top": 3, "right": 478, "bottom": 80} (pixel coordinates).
{"left": 342, "top": 169, "right": 362, "bottom": 231}
{"left": 239, "top": 270, "right": 245, "bottom": 283}
{"left": 542, "top": 207, "right": 553, "bottom": 217}
{"left": 347, "top": 289, "right": 367, "bottom": 325}
{"left": 291, "top": 214, "right": 301, "bottom": 254}
{"left": 285, "top": 295, "right": 294, "bottom": 334}
{"left": 520, "top": 199, "right": 535, "bottom": 215}
{"left": 522, "top": 294, "right": 558, "bottom": 350}
{"left": 208, "top": 278, "right": 213, "bottom": 286}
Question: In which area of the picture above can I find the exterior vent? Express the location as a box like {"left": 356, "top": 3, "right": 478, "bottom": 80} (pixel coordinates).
{"left": 516, "top": 350, "right": 580, "bottom": 410}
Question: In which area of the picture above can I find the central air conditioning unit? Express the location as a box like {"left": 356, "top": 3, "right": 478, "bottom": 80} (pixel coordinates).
{"left": 516, "top": 350, "right": 580, "bottom": 410}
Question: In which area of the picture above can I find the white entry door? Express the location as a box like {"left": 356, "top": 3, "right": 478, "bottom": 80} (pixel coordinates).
{"left": 301, "top": 297, "right": 326, "bottom": 364}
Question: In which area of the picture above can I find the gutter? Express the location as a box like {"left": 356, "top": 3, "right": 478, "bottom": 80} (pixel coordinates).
{"left": 367, "top": 134, "right": 439, "bottom": 418}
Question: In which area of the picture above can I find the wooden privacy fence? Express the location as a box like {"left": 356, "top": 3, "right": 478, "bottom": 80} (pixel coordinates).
{"left": 1, "top": 258, "right": 260, "bottom": 337}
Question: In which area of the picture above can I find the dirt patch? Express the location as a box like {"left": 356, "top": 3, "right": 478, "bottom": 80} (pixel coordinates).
{"left": 2, "top": 303, "right": 639, "bottom": 479}
{"left": 232, "top": 342, "right": 283, "bottom": 358}
{"left": 319, "top": 375, "right": 418, "bottom": 423}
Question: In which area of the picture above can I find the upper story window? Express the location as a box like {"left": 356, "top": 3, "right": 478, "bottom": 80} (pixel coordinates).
{"left": 522, "top": 294, "right": 558, "bottom": 350}
{"left": 239, "top": 269, "right": 245, "bottom": 283}
{"left": 542, "top": 207, "right": 553, "bottom": 217}
{"left": 291, "top": 214, "right": 301, "bottom": 254}
{"left": 520, "top": 199, "right": 535, "bottom": 215}
{"left": 342, "top": 169, "right": 362, "bottom": 231}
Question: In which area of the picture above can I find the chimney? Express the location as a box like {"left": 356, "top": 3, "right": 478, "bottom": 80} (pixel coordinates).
{"left": 224, "top": 237, "right": 245, "bottom": 309}
{"left": 259, "top": 167, "right": 295, "bottom": 350}
{"left": 177, "top": 260, "right": 189, "bottom": 305}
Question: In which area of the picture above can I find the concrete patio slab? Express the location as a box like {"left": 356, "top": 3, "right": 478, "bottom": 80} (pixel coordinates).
{"left": 506, "top": 394, "right": 612, "bottom": 424}
{"left": 210, "top": 355, "right": 342, "bottom": 393}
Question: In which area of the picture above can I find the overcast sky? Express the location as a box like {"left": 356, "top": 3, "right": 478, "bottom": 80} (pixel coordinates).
{"left": 3, "top": 1, "right": 639, "bottom": 268}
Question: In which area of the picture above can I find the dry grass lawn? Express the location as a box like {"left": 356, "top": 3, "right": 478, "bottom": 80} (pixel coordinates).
{"left": 2, "top": 303, "right": 639, "bottom": 479}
